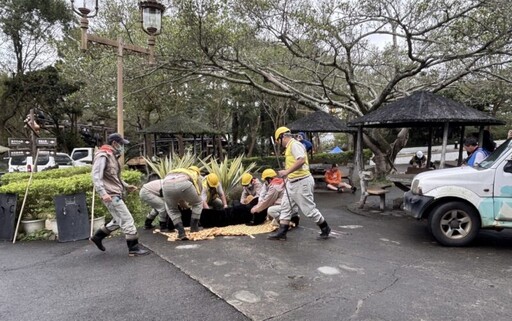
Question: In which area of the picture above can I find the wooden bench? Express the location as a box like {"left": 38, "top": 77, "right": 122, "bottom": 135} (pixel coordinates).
{"left": 359, "top": 186, "right": 390, "bottom": 211}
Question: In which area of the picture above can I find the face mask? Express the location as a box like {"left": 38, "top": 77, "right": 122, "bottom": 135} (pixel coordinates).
{"left": 113, "top": 143, "right": 124, "bottom": 155}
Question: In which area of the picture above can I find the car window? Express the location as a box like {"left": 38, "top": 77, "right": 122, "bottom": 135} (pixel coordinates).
{"left": 55, "top": 154, "right": 73, "bottom": 166}
{"left": 36, "top": 155, "right": 50, "bottom": 165}
{"left": 72, "top": 150, "right": 89, "bottom": 160}
{"left": 10, "top": 156, "right": 27, "bottom": 166}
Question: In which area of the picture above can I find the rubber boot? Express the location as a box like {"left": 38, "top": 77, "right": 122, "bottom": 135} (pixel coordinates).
{"left": 317, "top": 221, "right": 331, "bottom": 240}
{"left": 159, "top": 220, "right": 170, "bottom": 233}
{"left": 126, "top": 239, "right": 150, "bottom": 257}
{"left": 175, "top": 223, "right": 188, "bottom": 241}
{"left": 267, "top": 224, "right": 289, "bottom": 240}
{"left": 290, "top": 215, "right": 300, "bottom": 227}
{"left": 166, "top": 217, "right": 175, "bottom": 232}
{"left": 143, "top": 218, "right": 154, "bottom": 230}
{"left": 190, "top": 218, "right": 200, "bottom": 233}
{"left": 90, "top": 228, "right": 110, "bottom": 251}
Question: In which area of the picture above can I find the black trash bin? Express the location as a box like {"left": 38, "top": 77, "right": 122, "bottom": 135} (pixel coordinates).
{"left": 0, "top": 193, "right": 17, "bottom": 241}
{"left": 54, "top": 193, "right": 90, "bottom": 242}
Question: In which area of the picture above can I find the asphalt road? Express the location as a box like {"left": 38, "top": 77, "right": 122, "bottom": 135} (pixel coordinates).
{"left": 2, "top": 188, "right": 512, "bottom": 321}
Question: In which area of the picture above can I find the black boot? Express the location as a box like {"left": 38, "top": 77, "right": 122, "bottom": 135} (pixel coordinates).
{"left": 159, "top": 220, "right": 170, "bottom": 233}
{"left": 166, "top": 217, "right": 175, "bottom": 232}
{"left": 90, "top": 228, "right": 110, "bottom": 251}
{"left": 267, "top": 224, "right": 289, "bottom": 240}
{"left": 175, "top": 223, "right": 188, "bottom": 241}
{"left": 190, "top": 218, "right": 200, "bottom": 233}
{"left": 290, "top": 215, "right": 300, "bottom": 227}
{"left": 317, "top": 221, "right": 331, "bottom": 240}
{"left": 143, "top": 218, "right": 154, "bottom": 230}
{"left": 126, "top": 239, "right": 150, "bottom": 257}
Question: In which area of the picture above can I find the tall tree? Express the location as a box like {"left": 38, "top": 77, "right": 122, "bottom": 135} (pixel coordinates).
{"left": 0, "top": 0, "right": 73, "bottom": 143}
{"left": 162, "top": 0, "right": 512, "bottom": 175}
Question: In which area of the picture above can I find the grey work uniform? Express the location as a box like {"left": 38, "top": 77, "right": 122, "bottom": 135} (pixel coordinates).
{"left": 92, "top": 148, "right": 137, "bottom": 239}
{"left": 139, "top": 179, "right": 168, "bottom": 223}
{"left": 162, "top": 173, "right": 202, "bottom": 226}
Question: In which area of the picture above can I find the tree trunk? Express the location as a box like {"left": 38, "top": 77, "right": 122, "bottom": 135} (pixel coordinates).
{"left": 363, "top": 128, "right": 410, "bottom": 178}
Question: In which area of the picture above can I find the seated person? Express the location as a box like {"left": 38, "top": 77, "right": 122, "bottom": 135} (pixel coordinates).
{"left": 201, "top": 173, "right": 228, "bottom": 210}
{"left": 240, "top": 173, "right": 263, "bottom": 205}
{"left": 324, "top": 163, "right": 356, "bottom": 193}
{"left": 463, "top": 137, "right": 489, "bottom": 167}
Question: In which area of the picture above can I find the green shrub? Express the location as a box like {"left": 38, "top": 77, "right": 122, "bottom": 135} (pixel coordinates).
{"left": 0, "top": 168, "right": 145, "bottom": 225}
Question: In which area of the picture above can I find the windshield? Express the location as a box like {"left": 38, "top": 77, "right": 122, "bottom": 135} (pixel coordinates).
{"left": 479, "top": 139, "right": 512, "bottom": 169}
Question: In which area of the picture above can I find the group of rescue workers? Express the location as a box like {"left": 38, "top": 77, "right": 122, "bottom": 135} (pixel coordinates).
{"left": 89, "top": 126, "right": 343, "bottom": 256}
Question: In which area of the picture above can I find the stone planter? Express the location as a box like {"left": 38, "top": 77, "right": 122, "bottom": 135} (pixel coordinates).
{"left": 92, "top": 216, "right": 105, "bottom": 231}
{"left": 45, "top": 218, "right": 59, "bottom": 235}
{"left": 21, "top": 219, "right": 45, "bottom": 234}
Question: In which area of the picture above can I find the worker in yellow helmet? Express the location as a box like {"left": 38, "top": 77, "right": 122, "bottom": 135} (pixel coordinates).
{"left": 240, "top": 172, "right": 262, "bottom": 205}
{"left": 202, "top": 173, "right": 228, "bottom": 210}
{"left": 268, "top": 126, "right": 331, "bottom": 240}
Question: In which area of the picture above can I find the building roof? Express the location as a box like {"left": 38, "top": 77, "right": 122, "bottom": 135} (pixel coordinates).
{"left": 287, "top": 110, "right": 357, "bottom": 133}
{"left": 348, "top": 91, "right": 505, "bottom": 128}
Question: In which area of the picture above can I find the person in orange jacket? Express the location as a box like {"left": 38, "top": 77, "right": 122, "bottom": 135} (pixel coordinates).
{"left": 324, "top": 163, "right": 356, "bottom": 193}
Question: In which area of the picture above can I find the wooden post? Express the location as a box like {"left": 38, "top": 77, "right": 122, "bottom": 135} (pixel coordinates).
{"left": 440, "top": 122, "right": 449, "bottom": 169}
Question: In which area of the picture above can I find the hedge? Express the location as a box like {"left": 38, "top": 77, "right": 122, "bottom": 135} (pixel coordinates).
{"left": 0, "top": 168, "right": 147, "bottom": 225}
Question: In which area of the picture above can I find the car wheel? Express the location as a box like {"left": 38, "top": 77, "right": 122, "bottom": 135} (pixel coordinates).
{"left": 428, "top": 201, "right": 480, "bottom": 247}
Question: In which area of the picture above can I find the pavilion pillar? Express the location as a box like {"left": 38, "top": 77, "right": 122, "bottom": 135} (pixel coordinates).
{"left": 439, "top": 122, "right": 449, "bottom": 168}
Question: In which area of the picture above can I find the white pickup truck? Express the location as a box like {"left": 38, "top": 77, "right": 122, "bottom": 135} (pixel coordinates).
{"left": 70, "top": 147, "right": 95, "bottom": 165}
{"left": 404, "top": 139, "right": 512, "bottom": 246}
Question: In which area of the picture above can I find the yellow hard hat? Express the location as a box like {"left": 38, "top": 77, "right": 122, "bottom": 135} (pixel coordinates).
{"left": 188, "top": 165, "right": 201, "bottom": 175}
{"left": 274, "top": 126, "right": 290, "bottom": 141}
{"left": 206, "top": 173, "right": 219, "bottom": 187}
{"left": 241, "top": 173, "right": 253, "bottom": 186}
{"left": 262, "top": 169, "right": 277, "bottom": 180}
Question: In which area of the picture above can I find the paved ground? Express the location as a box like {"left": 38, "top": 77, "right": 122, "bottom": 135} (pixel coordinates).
{"left": 2, "top": 187, "right": 512, "bottom": 321}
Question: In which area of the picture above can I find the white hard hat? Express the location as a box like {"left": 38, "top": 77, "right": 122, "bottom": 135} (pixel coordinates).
{"left": 416, "top": 151, "right": 424, "bottom": 158}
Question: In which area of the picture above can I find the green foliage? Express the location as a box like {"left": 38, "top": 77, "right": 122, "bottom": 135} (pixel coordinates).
{"left": 0, "top": 166, "right": 92, "bottom": 185}
{"left": 199, "top": 155, "right": 257, "bottom": 202}
{"left": 0, "top": 167, "right": 144, "bottom": 224}
{"left": 144, "top": 152, "right": 203, "bottom": 178}
{"left": 18, "top": 229, "right": 56, "bottom": 242}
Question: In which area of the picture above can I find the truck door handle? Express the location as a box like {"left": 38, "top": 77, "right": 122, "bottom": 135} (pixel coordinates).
{"left": 484, "top": 189, "right": 490, "bottom": 192}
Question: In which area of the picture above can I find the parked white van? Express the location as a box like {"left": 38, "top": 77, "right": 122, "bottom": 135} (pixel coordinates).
{"left": 404, "top": 139, "right": 512, "bottom": 246}
{"left": 8, "top": 152, "right": 86, "bottom": 172}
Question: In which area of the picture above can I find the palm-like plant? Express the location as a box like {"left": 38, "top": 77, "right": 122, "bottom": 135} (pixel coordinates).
{"left": 199, "top": 155, "right": 257, "bottom": 201}
{"left": 143, "top": 153, "right": 200, "bottom": 178}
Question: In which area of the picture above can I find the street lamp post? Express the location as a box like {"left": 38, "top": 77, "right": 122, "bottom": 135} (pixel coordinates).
{"left": 70, "top": 0, "right": 165, "bottom": 153}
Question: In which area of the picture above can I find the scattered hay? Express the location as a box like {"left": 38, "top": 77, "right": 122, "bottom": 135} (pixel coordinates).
{"left": 154, "top": 220, "right": 280, "bottom": 241}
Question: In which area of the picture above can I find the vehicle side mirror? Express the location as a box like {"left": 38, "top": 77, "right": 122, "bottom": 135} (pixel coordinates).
{"left": 504, "top": 161, "right": 512, "bottom": 174}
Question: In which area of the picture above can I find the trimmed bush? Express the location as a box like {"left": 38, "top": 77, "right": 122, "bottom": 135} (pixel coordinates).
{"left": 0, "top": 168, "right": 146, "bottom": 225}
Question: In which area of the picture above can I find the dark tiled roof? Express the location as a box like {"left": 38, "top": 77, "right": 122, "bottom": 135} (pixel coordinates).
{"left": 140, "top": 114, "right": 221, "bottom": 134}
{"left": 287, "top": 110, "right": 357, "bottom": 133}
{"left": 348, "top": 91, "right": 505, "bottom": 128}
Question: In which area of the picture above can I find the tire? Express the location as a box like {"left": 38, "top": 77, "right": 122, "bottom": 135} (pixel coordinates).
{"left": 428, "top": 201, "right": 480, "bottom": 247}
